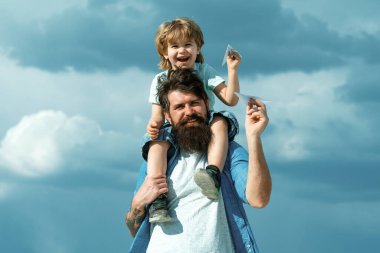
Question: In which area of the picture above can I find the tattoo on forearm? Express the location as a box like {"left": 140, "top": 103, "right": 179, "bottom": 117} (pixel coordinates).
{"left": 133, "top": 209, "right": 145, "bottom": 223}
{"left": 132, "top": 208, "right": 140, "bottom": 216}
{"left": 126, "top": 215, "right": 134, "bottom": 231}
{"left": 126, "top": 207, "right": 146, "bottom": 236}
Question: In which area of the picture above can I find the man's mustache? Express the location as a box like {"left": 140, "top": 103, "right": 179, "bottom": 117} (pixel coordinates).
{"left": 179, "top": 114, "right": 207, "bottom": 126}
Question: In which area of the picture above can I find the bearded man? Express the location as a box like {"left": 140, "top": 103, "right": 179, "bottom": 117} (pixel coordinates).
{"left": 126, "top": 68, "right": 272, "bottom": 253}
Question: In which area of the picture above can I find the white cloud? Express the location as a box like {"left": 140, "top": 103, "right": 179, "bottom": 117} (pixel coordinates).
{"left": 238, "top": 68, "right": 371, "bottom": 161}
{"left": 0, "top": 52, "right": 155, "bottom": 180}
{"left": 0, "top": 110, "right": 102, "bottom": 177}
{"left": 0, "top": 52, "right": 152, "bottom": 134}
{"left": 195, "top": 67, "right": 369, "bottom": 162}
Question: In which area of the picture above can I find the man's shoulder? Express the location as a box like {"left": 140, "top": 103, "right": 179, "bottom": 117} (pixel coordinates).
{"left": 226, "top": 141, "right": 248, "bottom": 164}
{"left": 228, "top": 141, "right": 246, "bottom": 152}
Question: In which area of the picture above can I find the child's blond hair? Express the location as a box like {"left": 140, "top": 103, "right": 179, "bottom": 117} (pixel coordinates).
{"left": 155, "top": 17, "right": 205, "bottom": 69}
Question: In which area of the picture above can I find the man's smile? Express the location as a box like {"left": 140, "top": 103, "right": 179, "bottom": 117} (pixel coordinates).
{"left": 178, "top": 114, "right": 206, "bottom": 127}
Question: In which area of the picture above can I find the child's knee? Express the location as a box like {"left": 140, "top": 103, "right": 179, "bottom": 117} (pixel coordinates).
{"left": 211, "top": 115, "right": 228, "bottom": 132}
{"left": 149, "top": 141, "right": 170, "bottom": 151}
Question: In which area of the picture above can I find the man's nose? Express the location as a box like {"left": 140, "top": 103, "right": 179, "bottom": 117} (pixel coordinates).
{"left": 184, "top": 104, "right": 194, "bottom": 115}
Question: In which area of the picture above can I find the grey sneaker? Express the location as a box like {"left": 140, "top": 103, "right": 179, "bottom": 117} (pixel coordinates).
{"left": 194, "top": 165, "right": 221, "bottom": 200}
{"left": 149, "top": 194, "right": 172, "bottom": 223}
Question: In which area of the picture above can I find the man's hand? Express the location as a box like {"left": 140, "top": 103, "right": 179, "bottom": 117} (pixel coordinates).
{"left": 245, "top": 98, "right": 269, "bottom": 138}
{"left": 134, "top": 175, "right": 169, "bottom": 207}
{"left": 147, "top": 119, "right": 164, "bottom": 139}
{"left": 125, "top": 175, "right": 168, "bottom": 236}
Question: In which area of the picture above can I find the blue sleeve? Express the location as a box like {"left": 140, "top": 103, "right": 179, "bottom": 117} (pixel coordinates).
{"left": 228, "top": 141, "right": 249, "bottom": 204}
{"left": 203, "top": 63, "right": 225, "bottom": 90}
{"left": 133, "top": 161, "right": 148, "bottom": 195}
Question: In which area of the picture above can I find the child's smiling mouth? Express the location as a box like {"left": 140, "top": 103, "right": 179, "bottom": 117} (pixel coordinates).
{"left": 177, "top": 57, "right": 190, "bottom": 62}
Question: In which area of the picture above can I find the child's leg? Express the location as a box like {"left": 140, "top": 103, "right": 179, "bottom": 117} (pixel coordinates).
{"left": 147, "top": 141, "right": 172, "bottom": 223}
{"left": 147, "top": 141, "right": 170, "bottom": 178}
{"left": 194, "top": 115, "right": 228, "bottom": 200}
{"left": 208, "top": 115, "right": 229, "bottom": 172}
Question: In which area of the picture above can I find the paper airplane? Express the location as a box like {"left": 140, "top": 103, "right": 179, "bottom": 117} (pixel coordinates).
{"left": 222, "top": 44, "right": 242, "bottom": 66}
{"left": 235, "top": 92, "right": 272, "bottom": 104}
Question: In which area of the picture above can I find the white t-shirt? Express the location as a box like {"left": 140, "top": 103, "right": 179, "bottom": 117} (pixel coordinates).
{"left": 147, "top": 151, "right": 234, "bottom": 253}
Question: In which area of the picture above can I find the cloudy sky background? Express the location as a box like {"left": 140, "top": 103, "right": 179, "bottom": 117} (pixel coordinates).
{"left": 0, "top": 0, "right": 379, "bottom": 252}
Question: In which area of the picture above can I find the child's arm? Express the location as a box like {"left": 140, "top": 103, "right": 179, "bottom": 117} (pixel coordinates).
{"left": 147, "top": 104, "right": 165, "bottom": 139}
{"left": 214, "top": 51, "right": 241, "bottom": 106}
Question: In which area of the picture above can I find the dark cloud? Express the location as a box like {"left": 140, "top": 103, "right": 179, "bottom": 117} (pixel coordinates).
{"left": 335, "top": 63, "right": 380, "bottom": 154}
{"left": 270, "top": 158, "right": 380, "bottom": 202}
{"left": 244, "top": 195, "right": 379, "bottom": 253}
{"left": 0, "top": 209, "right": 33, "bottom": 252}
{"left": 1, "top": 0, "right": 379, "bottom": 74}
{"left": 3, "top": 6, "right": 157, "bottom": 72}
{"left": 338, "top": 63, "right": 380, "bottom": 103}
{"left": 0, "top": 183, "right": 133, "bottom": 252}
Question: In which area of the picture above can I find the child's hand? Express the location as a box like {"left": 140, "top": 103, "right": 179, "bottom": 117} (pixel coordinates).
{"left": 227, "top": 50, "right": 241, "bottom": 71}
{"left": 147, "top": 119, "right": 164, "bottom": 139}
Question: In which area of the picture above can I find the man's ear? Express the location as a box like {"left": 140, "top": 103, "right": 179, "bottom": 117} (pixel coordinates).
{"left": 164, "top": 111, "right": 172, "bottom": 125}
{"left": 205, "top": 100, "right": 210, "bottom": 112}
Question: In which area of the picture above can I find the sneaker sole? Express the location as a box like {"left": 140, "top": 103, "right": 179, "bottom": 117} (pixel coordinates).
{"left": 194, "top": 170, "right": 218, "bottom": 200}
{"left": 149, "top": 210, "right": 172, "bottom": 223}
{"left": 149, "top": 215, "right": 172, "bottom": 223}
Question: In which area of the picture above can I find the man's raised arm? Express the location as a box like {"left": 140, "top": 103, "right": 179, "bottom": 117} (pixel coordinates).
{"left": 244, "top": 98, "right": 272, "bottom": 208}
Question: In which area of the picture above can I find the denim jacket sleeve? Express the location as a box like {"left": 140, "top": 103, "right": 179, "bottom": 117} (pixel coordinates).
{"left": 221, "top": 141, "right": 260, "bottom": 252}
{"left": 225, "top": 141, "right": 249, "bottom": 204}
{"left": 133, "top": 161, "right": 148, "bottom": 195}
{"left": 128, "top": 161, "right": 150, "bottom": 253}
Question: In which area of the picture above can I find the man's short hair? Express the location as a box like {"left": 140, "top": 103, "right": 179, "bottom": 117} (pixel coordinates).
{"left": 157, "top": 68, "right": 208, "bottom": 112}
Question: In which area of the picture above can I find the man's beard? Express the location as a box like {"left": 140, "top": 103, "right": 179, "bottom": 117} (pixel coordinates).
{"left": 172, "top": 113, "right": 211, "bottom": 153}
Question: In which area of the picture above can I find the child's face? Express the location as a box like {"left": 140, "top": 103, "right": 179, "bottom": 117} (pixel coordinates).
{"left": 164, "top": 38, "right": 200, "bottom": 69}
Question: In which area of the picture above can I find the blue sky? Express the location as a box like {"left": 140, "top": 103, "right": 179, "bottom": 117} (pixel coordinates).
{"left": 0, "top": 0, "right": 379, "bottom": 252}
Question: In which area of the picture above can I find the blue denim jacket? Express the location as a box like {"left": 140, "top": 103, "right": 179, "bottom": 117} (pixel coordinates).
{"left": 129, "top": 140, "right": 260, "bottom": 253}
